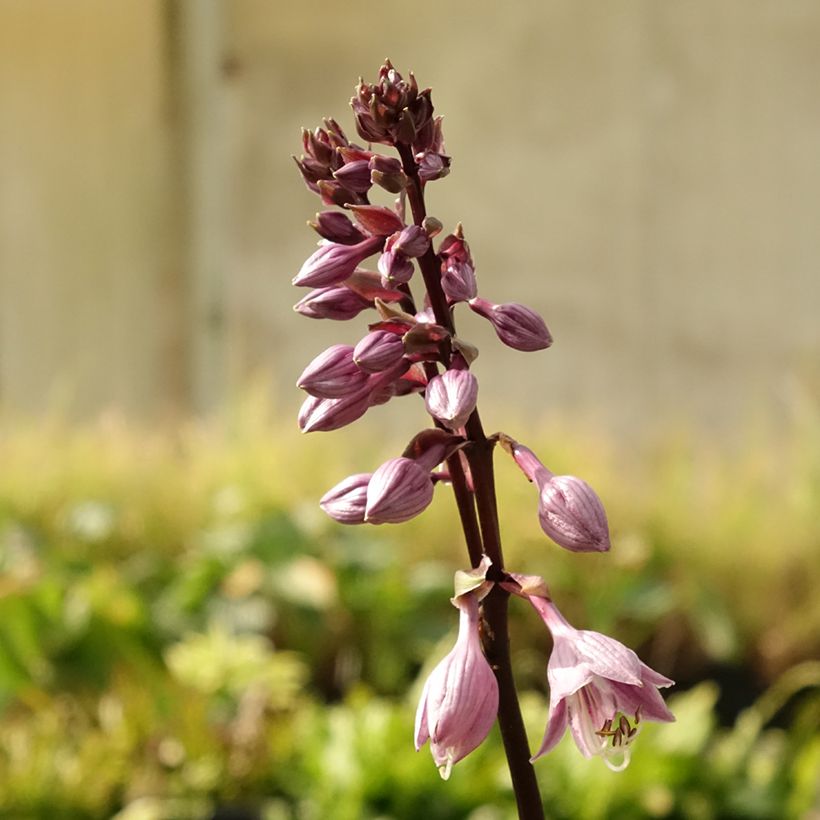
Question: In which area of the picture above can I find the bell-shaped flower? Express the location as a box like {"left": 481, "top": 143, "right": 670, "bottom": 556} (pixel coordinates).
{"left": 529, "top": 596, "right": 674, "bottom": 771}
{"left": 414, "top": 590, "right": 499, "bottom": 779}
{"left": 364, "top": 456, "right": 434, "bottom": 524}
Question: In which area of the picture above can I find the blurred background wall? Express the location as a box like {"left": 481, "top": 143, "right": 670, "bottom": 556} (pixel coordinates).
{"left": 2, "top": 0, "right": 819, "bottom": 441}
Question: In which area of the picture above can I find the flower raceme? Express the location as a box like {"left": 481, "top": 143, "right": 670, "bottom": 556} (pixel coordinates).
{"left": 529, "top": 595, "right": 674, "bottom": 771}
{"left": 414, "top": 589, "right": 499, "bottom": 780}
{"left": 293, "top": 63, "right": 666, "bottom": 803}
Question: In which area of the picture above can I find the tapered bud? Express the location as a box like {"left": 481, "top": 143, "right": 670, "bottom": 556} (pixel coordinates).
{"left": 425, "top": 370, "right": 478, "bottom": 430}
{"left": 298, "top": 390, "right": 372, "bottom": 434}
{"left": 537, "top": 474, "right": 611, "bottom": 553}
{"left": 364, "top": 457, "right": 434, "bottom": 524}
{"left": 293, "top": 236, "right": 383, "bottom": 288}
{"left": 293, "top": 286, "right": 371, "bottom": 320}
{"left": 297, "top": 344, "right": 368, "bottom": 398}
{"left": 344, "top": 270, "right": 405, "bottom": 303}
{"left": 317, "top": 179, "right": 357, "bottom": 208}
{"left": 468, "top": 298, "right": 552, "bottom": 352}
{"left": 393, "top": 226, "right": 430, "bottom": 258}
{"left": 333, "top": 159, "right": 373, "bottom": 193}
{"left": 319, "top": 473, "right": 371, "bottom": 524}
{"left": 353, "top": 330, "right": 406, "bottom": 373}
{"left": 347, "top": 204, "right": 405, "bottom": 237}
{"left": 309, "top": 211, "right": 366, "bottom": 245}
{"left": 369, "top": 155, "right": 407, "bottom": 193}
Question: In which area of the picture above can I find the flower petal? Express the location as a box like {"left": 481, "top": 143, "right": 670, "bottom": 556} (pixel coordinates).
{"left": 531, "top": 697, "right": 568, "bottom": 761}
{"left": 575, "top": 631, "right": 643, "bottom": 685}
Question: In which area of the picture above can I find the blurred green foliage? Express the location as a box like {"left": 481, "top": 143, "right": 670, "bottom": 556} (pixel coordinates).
{"left": 0, "top": 399, "right": 818, "bottom": 819}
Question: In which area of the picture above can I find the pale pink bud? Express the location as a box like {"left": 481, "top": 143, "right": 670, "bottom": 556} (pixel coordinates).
{"left": 441, "top": 260, "right": 477, "bottom": 302}
{"left": 392, "top": 225, "right": 430, "bottom": 258}
{"left": 297, "top": 390, "right": 372, "bottom": 434}
{"left": 333, "top": 159, "right": 373, "bottom": 193}
{"left": 297, "top": 344, "right": 368, "bottom": 398}
{"left": 425, "top": 370, "right": 478, "bottom": 430}
{"left": 319, "top": 472, "right": 371, "bottom": 524}
{"left": 414, "top": 592, "right": 499, "bottom": 779}
{"left": 353, "top": 330, "right": 406, "bottom": 373}
{"left": 537, "top": 474, "right": 611, "bottom": 553}
{"left": 364, "top": 457, "right": 434, "bottom": 524}
{"left": 293, "top": 286, "right": 370, "bottom": 320}
{"left": 468, "top": 297, "right": 553, "bottom": 352}
{"left": 309, "top": 211, "right": 366, "bottom": 244}
{"left": 530, "top": 596, "right": 674, "bottom": 771}
{"left": 378, "top": 247, "right": 415, "bottom": 285}
{"left": 293, "top": 236, "right": 383, "bottom": 288}
{"left": 347, "top": 204, "right": 405, "bottom": 237}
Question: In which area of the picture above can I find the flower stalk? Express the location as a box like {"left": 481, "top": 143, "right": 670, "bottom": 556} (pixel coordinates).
{"left": 291, "top": 61, "right": 673, "bottom": 819}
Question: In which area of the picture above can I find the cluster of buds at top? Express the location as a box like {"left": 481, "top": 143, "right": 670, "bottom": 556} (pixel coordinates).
{"left": 293, "top": 62, "right": 673, "bottom": 787}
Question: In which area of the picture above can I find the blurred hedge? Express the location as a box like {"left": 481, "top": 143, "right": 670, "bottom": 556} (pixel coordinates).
{"left": 0, "top": 398, "right": 818, "bottom": 818}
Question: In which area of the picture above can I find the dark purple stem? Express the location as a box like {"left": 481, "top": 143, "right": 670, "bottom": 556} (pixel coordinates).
{"left": 398, "top": 143, "right": 544, "bottom": 820}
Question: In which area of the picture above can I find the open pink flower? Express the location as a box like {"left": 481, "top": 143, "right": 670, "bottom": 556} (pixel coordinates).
{"left": 530, "top": 596, "right": 674, "bottom": 771}
{"left": 414, "top": 591, "right": 499, "bottom": 779}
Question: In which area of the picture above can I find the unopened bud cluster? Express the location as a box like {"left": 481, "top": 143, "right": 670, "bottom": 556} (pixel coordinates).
{"left": 293, "top": 62, "right": 673, "bottom": 787}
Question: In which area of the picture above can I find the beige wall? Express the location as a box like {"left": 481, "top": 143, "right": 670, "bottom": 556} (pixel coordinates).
{"left": 2, "top": 1, "right": 819, "bottom": 439}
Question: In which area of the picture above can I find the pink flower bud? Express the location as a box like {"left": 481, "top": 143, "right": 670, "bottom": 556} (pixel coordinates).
{"left": 378, "top": 247, "right": 415, "bottom": 285}
{"left": 319, "top": 472, "right": 371, "bottom": 524}
{"left": 293, "top": 236, "right": 383, "bottom": 288}
{"left": 364, "top": 457, "right": 434, "bottom": 524}
{"left": 416, "top": 150, "right": 451, "bottom": 182}
{"left": 297, "top": 344, "right": 369, "bottom": 398}
{"left": 414, "top": 592, "right": 499, "bottom": 779}
{"left": 353, "top": 330, "right": 406, "bottom": 373}
{"left": 468, "top": 297, "right": 553, "bottom": 352}
{"left": 347, "top": 204, "right": 405, "bottom": 237}
{"left": 392, "top": 226, "right": 430, "bottom": 258}
{"left": 537, "top": 474, "right": 611, "bottom": 553}
{"left": 317, "top": 179, "right": 356, "bottom": 208}
{"left": 333, "top": 159, "right": 373, "bottom": 193}
{"left": 441, "top": 260, "right": 477, "bottom": 302}
{"left": 298, "top": 391, "right": 372, "bottom": 434}
{"left": 425, "top": 370, "right": 478, "bottom": 430}
{"left": 309, "top": 211, "right": 366, "bottom": 245}
{"left": 293, "top": 286, "right": 371, "bottom": 320}
{"left": 369, "top": 154, "right": 407, "bottom": 193}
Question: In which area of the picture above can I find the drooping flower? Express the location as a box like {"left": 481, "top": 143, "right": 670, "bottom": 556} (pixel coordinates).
{"left": 529, "top": 596, "right": 674, "bottom": 771}
{"left": 414, "top": 586, "right": 499, "bottom": 779}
